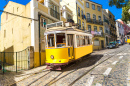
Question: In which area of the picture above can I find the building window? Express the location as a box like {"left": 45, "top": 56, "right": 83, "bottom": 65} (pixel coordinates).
{"left": 82, "top": 22, "right": 84, "bottom": 30}
{"left": 12, "top": 28, "right": 13, "bottom": 34}
{"left": 97, "top": 6, "right": 100, "bottom": 11}
{"left": 4, "top": 30, "right": 6, "bottom": 38}
{"left": 98, "top": 16, "right": 101, "bottom": 21}
{"left": 109, "top": 14, "right": 112, "bottom": 18}
{"left": 17, "top": 7, "right": 19, "bottom": 12}
{"left": 67, "top": 14, "right": 72, "bottom": 20}
{"left": 78, "top": 7, "right": 80, "bottom": 16}
{"left": 81, "top": 10, "right": 83, "bottom": 16}
{"left": 79, "top": 19, "right": 81, "bottom": 29}
{"left": 86, "top": 2, "right": 89, "bottom": 8}
{"left": 93, "top": 14, "right": 96, "bottom": 21}
{"left": 94, "top": 26, "right": 97, "bottom": 31}
{"left": 88, "top": 25, "right": 91, "bottom": 32}
{"left": 100, "top": 27, "right": 103, "bottom": 32}
{"left": 92, "top": 4, "right": 95, "bottom": 10}
{"left": 41, "top": 17, "right": 46, "bottom": 28}
{"left": 87, "top": 13, "right": 90, "bottom": 18}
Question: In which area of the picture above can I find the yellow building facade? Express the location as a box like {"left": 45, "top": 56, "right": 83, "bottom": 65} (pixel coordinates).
{"left": 0, "top": 0, "right": 72, "bottom": 68}
{"left": 60, "top": 0, "right": 105, "bottom": 50}
{"left": 84, "top": 0, "right": 105, "bottom": 50}
{"left": 105, "top": 9, "right": 117, "bottom": 41}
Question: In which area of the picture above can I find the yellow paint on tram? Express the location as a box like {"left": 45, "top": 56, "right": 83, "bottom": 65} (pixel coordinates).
{"left": 75, "top": 45, "right": 93, "bottom": 59}
{"left": 127, "top": 39, "right": 130, "bottom": 43}
{"left": 46, "top": 45, "right": 93, "bottom": 64}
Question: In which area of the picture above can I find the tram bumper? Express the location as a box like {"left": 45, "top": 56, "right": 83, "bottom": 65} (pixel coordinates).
{"left": 46, "top": 63, "right": 68, "bottom": 70}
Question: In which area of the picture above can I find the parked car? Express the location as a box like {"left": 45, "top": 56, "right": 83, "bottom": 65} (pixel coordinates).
{"left": 107, "top": 41, "right": 119, "bottom": 49}
{"left": 116, "top": 40, "right": 121, "bottom": 45}
{"left": 116, "top": 40, "right": 123, "bottom": 45}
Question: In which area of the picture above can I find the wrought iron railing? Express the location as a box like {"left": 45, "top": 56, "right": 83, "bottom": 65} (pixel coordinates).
{"left": 86, "top": 18, "right": 103, "bottom": 25}
{"left": 104, "top": 19, "right": 109, "bottom": 25}
{"left": 50, "top": 8, "right": 60, "bottom": 20}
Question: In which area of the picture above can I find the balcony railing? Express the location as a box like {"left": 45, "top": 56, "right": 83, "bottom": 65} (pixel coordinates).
{"left": 86, "top": 18, "right": 103, "bottom": 25}
{"left": 104, "top": 19, "right": 109, "bottom": 25}
{"left": 94, "top": 33, "right": 105, "bottom": 37}
{"left": 91, "top": 31, "right": 105, "bottom": 37}
{"left": 50, "top": 8, "right": 60, "bottom": 20}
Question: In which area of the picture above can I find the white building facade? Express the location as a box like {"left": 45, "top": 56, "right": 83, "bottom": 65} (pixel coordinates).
{"left": 102, "top": 9, "right": 110, "bottom": 46}
{"left": 116, "top": 19, "right": 125, "bottom": 43}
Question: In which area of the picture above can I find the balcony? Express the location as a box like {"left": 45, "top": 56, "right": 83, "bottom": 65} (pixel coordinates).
{"left": 104, "top": 19, "right": 109, "bottom": 25}
{"left": 91, "top": 31, "right": 105, "bottom": 37}
{"left": 86, "top": 18, "right": 103, "bottom": 25}
{"left": 50, "top": 8, "right": 60, "bottom": 20}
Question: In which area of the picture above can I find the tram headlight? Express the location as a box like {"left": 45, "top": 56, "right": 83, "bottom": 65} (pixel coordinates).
{"left": 50, "top": 55, "right": 54, "bottom": 59}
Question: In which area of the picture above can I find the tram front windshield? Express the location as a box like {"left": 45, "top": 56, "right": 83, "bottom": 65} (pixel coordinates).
{"left": 56, "top": 33, "right": 66, "bottom": 47}
{"left": 47, "top": 33, "right": 66, "bottom": 48}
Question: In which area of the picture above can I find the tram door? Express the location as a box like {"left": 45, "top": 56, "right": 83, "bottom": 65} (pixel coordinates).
{"left": 67, "top": 34, "right": 75, "bottom": 59}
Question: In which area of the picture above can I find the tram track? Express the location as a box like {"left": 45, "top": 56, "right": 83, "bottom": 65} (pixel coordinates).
{"left": 44, "top": 46, "right": 128, "bottom": 86}
{"left": 11, "top": 45, "right": 127, "bottom": 86}
{"left": 68, "top": 47, "right": 128, "bottom": 86}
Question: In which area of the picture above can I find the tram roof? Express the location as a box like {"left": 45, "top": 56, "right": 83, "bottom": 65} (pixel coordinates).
{"left": 45, "top": 26, "right": 92, "bottom": 35}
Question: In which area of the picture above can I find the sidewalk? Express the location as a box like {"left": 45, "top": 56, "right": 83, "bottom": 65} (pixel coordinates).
{"left": 0, "top": 65, "right": 47, "bottom": 85}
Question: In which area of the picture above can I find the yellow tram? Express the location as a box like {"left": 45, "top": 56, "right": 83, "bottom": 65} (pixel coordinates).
{"left": 126, "top": 31, "right": 130, "bottom": 44}
{"left": 45, "top": 21, "right": 93, "bottom": 70}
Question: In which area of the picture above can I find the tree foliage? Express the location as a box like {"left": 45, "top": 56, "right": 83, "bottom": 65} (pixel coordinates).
{"left": 109, "top": 0, "right": 130, "bottom": 23}
{"left": 109, "top": 0, "right": 129, "bottom": 8}
{"left": 121, "top": 5, "right": 130, "bottom": 23}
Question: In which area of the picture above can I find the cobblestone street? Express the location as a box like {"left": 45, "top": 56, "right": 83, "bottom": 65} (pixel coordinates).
{"left": 0, "top": 44, "right": 130, "bottom": 86}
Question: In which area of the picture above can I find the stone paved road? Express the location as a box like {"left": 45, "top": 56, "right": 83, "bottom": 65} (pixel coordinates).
{"left": 0, "top": 44, "right": 130, "bottom": 86}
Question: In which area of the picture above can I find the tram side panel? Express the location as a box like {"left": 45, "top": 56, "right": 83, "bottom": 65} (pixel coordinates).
{"left": 74, "top": 45, "right": 93, "bottom": 60}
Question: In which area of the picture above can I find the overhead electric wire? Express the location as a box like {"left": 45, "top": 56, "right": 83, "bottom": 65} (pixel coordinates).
{"left": 0, "top": 10, "right": 38, "bottom": 21}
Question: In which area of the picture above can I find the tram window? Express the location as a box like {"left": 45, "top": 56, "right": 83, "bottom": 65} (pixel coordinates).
{"left": 128, "top": 36, "right": 129, "bottom": 39}
{"left": 85, "top": 36, "right": 88, "bottom": 45}
{"left": 76, "top": 35, "right": 80, "bottom": 47}
{"left": 56, "top": 33, "right": 66, "bottom": 47}
{"left": 90, "top": 38, "right": 92, "bottom": 44}
{"left": 80, "top": 36, "right": 83, "bottom": 46}
{"left": 88, "top": 36, "right": 90, "bottom": 44}
{"left": 48, "top": 34, "right": 55, "bottom": 47}
{"left": 82, "top": 36, "right": 85, "bottom": 45}
{"left": 67, "top": 35, "right": 73, "bottom": 46}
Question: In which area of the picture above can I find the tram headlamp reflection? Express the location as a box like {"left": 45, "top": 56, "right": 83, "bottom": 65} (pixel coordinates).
{"left": 51, "top": 55, "right": 54, "bottom": 59}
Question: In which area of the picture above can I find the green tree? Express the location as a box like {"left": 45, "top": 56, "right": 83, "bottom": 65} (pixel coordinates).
{"left": 121, "top": 5, "right": 130, "bottom": 23}
{"left": 109, "top": 0, "right": 129, "bottom": 8}
{"left": 109, "top": 0, "right": 130, "bottom": 23}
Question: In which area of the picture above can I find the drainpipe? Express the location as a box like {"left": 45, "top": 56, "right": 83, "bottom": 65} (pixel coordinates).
{"left": 38, "top": 14, "right": 41, "bottom": 66}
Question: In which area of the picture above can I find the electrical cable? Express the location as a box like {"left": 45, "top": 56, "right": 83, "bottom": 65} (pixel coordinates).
{"left": 0, "top": 10, "right": 38, "bottom": 21}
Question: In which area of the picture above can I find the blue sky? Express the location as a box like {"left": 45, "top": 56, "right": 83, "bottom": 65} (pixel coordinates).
{"left": 0, "top": 0, "right": 122, "bottom": 29}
